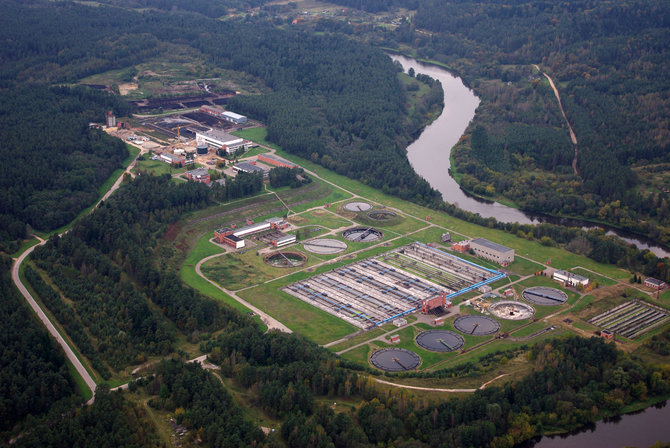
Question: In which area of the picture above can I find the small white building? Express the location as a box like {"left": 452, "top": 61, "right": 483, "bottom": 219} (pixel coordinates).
{"left": 222, "top": 111, "right": 247, "bottom": 124}
{"left": 392, "top": 318, "right": 407, "bottom": 327}
{"left": 553, "top": 270, "right": 589, "bottom": 288}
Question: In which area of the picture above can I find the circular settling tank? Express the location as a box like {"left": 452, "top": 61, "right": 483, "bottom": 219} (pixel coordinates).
{"left": 454, "top": 315, "right": 501, "bottom": 335}
{"left": 415, "top": 330, "right": 464, "bottom": 352}
{"left": 303, "top": 238, "right": 347, "bottom": 255}
{"left": 264, "top": 251, "right": 307, "bottom": 268}
{"left": 489, "top": 301, "right": 535, "bottom": 320}
{"left": 522, "top": 286, "right": 568, "bottom": 306}
{"left": 369, "top": 348, "right": 421, "bottom": 372}
{"left": 343, "top": 227, "right": 383, "bottom": 243}
{"left": 343, "top": 201, "right": 372, "bottom": 212}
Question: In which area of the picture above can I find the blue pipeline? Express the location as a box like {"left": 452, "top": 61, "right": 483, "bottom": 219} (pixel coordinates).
{"left": 445, "top": 272, "right": 506, "bottom": 300}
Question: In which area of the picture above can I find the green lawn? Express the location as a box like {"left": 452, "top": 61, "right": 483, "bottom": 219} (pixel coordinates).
{"left": 133, "top": 158, "right": 189, "bottom": 176}
{"left": 240, "top": 146, "right": 269, "bottom": 158}
{"left": 237, "top": 284, "right": 356, "bottom": 344}
{"left": 231, "top": 127, "right": 281, "bottom": 150}
{"left": 201, "top": 247, "right": 318, "bottom": 291}
{"left": 289, "top": 209, "right": 352, "bottom": 230}
{"left": 572, "top": 268, "right": 618, "bottom": 287}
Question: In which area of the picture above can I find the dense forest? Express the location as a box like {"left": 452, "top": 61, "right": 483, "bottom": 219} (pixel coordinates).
{"left": 0, "top": 85, "right": 132, "bottom": 253}
{"left": 0, "top": 256, "right": 75, "bottom": 433}
{"left": 28, "top": 175, "right": 250, "bottom": 377}
{"left": 381, "top": 0, "right": 670, "bottom": 243}
{"left": 13, "top": 387, "right": 162, "bottom": 448}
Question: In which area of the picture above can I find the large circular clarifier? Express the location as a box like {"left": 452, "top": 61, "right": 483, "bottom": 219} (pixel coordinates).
{"left": 343, "top": 227, "right": 383, "bottom": 242}
{"left": 454, "top": 315, "right": 500, "bottom": 335}
{"left": 522, "top": 286, "right": 568, "bottom": 306}
{"left": 415, "top": 330, "right": 464, "bottom": 352}
{"left": 369, "top": 348, "right": 421, "bottom": 372}
{"left": 303, "top": 238, "right": 347, "bottom": 254}
{"left": 343, "top": 201, "right": 372, "bottom": 212}
{"left": 489, "top": 301, "right": 535, "bottom": 320}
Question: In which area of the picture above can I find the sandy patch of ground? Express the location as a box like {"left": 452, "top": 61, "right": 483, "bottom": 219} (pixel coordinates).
{"left": 119, "top": 83, "right": 138, "bottom": 95}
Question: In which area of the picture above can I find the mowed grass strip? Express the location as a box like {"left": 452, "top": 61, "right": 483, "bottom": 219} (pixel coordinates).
{"left": 289, "top": 209, "right": 352, "bottom": 230}
{"left": 237, "top": 284, "right": 357, "bottom": 344}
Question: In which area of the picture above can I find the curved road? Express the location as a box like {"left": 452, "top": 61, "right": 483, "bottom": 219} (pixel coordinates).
{"left": 195, "top": 253, "right": 292, "bottom": 333}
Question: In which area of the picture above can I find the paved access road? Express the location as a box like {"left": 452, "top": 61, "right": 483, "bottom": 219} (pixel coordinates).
{"left": 12, "top": 244, "right": 97, "bottom": 404}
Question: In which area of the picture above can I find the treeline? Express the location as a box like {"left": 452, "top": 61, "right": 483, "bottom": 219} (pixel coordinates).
{"left": 0, "top": 85, "right": 132, "bottom": 253}
{"left": 29, "top": 175, "right": 252, "bottom": 374}
{"left": 268, "top": 167, "right": 311, "bottom": 189}
{"left": 200, "top": 322, "right": 670, "bottom": 447}
{"left": 0, "top": 255, "right": 74, "bottom": 432}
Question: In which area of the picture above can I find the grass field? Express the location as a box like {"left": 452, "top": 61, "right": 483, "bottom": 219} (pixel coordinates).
{"left": 288, "top": 209, "right": 352, "bottom": 230}
{"left": 572, "top": 268, "right": 618, "bottom": 287}
{"left": 237, "top": 285, "right": 356, "bottom": 344}
{"left": 133, "top": 158, "right": 189, "bottom": 176}
{"left": 201, "top": 248, "right": 318, "bottom": 291}
{"left": 231, "top": 127, "right": 280, "bottom": 150}
{"left": 240, "top": 146, "right": 270, "bottom": 158}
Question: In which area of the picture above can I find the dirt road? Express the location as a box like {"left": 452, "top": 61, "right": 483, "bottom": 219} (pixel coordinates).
{"left": 534, "top": 64, "right": 579, "bottom": 175}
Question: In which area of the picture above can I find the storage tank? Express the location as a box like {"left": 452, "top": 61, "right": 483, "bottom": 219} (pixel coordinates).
{"left": 196, "top": 141, "right": 208, "bottom": 155}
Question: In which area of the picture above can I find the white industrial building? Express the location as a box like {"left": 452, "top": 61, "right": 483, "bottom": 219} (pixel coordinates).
{"left": 222, "top": 111, "right": 247, "bottom": 124}
{"left": 195, "top": 129, "right": 251, "bottom": 154}
{"left": 470, "top": 238, "right": 515, "bottom": 265}
{"left": 553, "top": 270, "right": 589, "bottom": 288}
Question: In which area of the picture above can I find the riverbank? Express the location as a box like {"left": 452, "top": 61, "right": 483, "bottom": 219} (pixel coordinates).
{"left": 389, "top": 53, "right": 670, "bottom": 258}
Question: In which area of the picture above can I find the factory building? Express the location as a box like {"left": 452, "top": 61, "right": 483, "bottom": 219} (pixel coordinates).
{"left": 195, "top": 129, "right": 251, "bottom": 154}
{"left": 214, "top": 229, "right": 245, "bottom": 249}
{"left": 644, "top": 277, "right": 667, "bottom": 290}
{"left": 222, "top": 111, "right": 247, "bottom": 124}
{"left": 214, "top": 217, "right": 289, "bottom": 249}
{"left": 199, "top": 105, "right": 247, "bottom": 124}
{"left": 553, "top": 270, "right": 590, "bottom": 288}
{"left": 257, "top": 153, "right": 297, "bottom": 169}
{"left": 470, "top": 238, "right": 514, "bottom": 265}
{"left": 184, "top": 167, "right": 210, "bottom": 184}
{"left": 272, "top": 234, "right": 297, "bottom": 247}
{"left": 159, "top": 152, "right": 185, "bottom": 166}
{"left": 233, "top": 161, "right": 267, "bottom": 175}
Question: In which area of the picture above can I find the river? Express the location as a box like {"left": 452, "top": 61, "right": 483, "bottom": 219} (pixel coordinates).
{"left": 520, "top": 401, "right": 670, "bottom": 448}
{"left": 390, "top": 54, "right": 670, "bottom": 258}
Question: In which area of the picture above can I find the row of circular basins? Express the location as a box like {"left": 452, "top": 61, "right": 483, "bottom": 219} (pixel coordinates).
{"left": 369, "top": 287, "right": 568, "bottom": 372}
